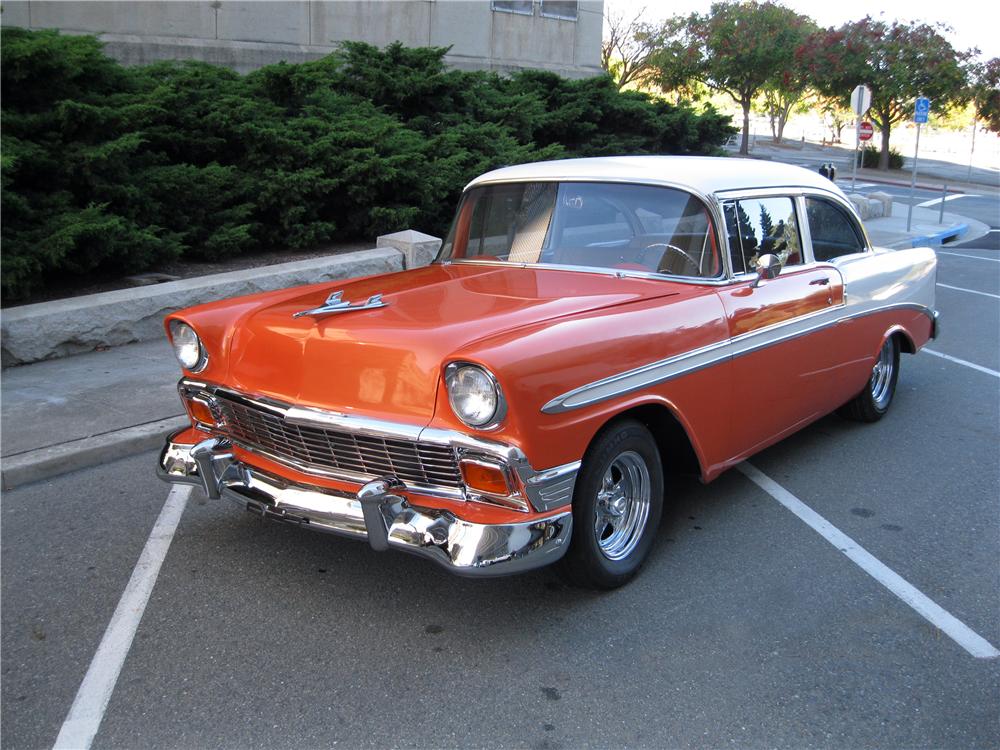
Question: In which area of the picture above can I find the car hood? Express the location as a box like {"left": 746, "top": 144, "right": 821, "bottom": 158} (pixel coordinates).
{"left": 219, "top": 263, "right": 678, "bottom": 422}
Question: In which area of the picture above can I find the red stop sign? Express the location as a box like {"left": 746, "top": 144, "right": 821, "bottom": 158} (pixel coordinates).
{"left": 859, "top": 121, "right": 874, "bottom": 141}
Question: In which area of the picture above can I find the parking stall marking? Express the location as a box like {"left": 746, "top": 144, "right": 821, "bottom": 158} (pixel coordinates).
{"left": 937, "top": 251, "right": 1000, "bottom": 262}
{"left": 737, "top": 462, "right": 1000, "bottom": 660}
{"left": 917, "top": 194, "right": 979, "bottom": 209}
{"left": 936, "top": 283, "right": 1000, "bottom": 299}
{"left": 923, "top": 349, "right": 1000, "bottom": 378}
{"left": 52, "top": 484, "right": 192, "bottom": 750}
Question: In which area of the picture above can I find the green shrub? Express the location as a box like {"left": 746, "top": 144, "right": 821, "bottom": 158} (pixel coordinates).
{"left": 1, "top": 30, "right": 736, "bottom": 300}
{"left": 857, "top": 145, "right": 905, "bottom": 169}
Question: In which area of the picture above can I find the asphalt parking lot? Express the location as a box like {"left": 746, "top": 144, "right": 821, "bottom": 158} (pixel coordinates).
{"left": 3, "top": 245, "right": 998, "bottom": 749}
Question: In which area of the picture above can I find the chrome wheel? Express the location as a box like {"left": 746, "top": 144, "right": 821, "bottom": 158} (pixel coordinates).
{"left": 594, "top": 450, "right": 651, "bottom": 561}
{"left": 870, "top": 338, "right": 895, "bottom": 409}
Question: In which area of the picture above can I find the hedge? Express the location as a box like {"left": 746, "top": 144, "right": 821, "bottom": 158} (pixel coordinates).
{"left": 856, "top": 144, "right": 905, "bottom": 169}
{"left": 0, "top": 28, "right": 735, "bottom": 300}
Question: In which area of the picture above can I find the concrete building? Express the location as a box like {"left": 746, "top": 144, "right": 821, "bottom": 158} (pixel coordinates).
{"left": 0, "top": 0, "right": 604, "bottom": 78}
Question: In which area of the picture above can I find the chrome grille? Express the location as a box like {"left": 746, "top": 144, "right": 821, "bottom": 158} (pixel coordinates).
{"left": 213, "top": 394, "right": 462, "bottom": 488}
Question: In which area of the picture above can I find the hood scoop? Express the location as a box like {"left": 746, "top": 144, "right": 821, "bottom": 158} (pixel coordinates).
{"left": 292, "top": 290, "right": 387, "bottom": 319}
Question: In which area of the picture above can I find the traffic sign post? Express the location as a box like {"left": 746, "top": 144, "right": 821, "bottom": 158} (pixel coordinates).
{"left": 906, "top": 96, "right": 931, "bottom": 232}
{"left": 850, "top": 84, "right": 872, "bottom": 193}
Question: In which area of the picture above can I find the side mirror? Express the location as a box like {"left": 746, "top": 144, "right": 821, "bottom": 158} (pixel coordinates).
{"left": 750, "top": 254, "right": 782, "bottom": 288}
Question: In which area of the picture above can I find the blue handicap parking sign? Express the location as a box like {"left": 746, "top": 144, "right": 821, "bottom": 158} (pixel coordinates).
{"left": 914, "top": 96, "right": 931, "bottom": 123}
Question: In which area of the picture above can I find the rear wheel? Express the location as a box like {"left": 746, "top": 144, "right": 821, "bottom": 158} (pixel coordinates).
{"left": 838, "top": 336, "right": 900, "bottom": 422}
{"left": 558, "top": 420, "right": 663, "bottom": 589}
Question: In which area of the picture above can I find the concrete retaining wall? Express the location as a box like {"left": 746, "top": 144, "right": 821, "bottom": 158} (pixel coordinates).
{"left": 1, "top": 248, "right": 403, "bottom": 366}
{"left": 0, "top": 0, "right": 604, "bottom": 78}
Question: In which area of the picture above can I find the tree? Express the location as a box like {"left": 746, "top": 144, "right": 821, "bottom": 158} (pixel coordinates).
{"left": 813, "top": 93, "right": 852, "bottom": 144}
{"left": 756, "top": 22, "right": 817, "bottom": 143}
{"left": 601, "top": 7, "right": 667, "bottom": 91}
{"left": 651, "top": 2, "right": 814, "bottom": 155}
{"left": 970, "top": 57, "right": 1000, "bottom": 134}
{"left": 804, "top": 18, "right": 970, "bottom": 170}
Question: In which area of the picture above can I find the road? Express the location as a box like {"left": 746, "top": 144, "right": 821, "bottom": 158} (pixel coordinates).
{"left": 3, "top": 245, "right": 999, "bottom": 749}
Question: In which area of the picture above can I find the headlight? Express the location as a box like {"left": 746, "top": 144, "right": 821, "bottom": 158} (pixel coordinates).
{"left": 445, "top": 363, "right": 505, "bottom": 429}
{"left": 169, "top": 320, "right": 207, "bottom": 372}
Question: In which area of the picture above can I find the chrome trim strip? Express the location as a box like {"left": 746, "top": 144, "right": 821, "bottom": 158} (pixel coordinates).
{"left": 525, "top": 460, "right": 582, "bottom": 512}
{"left": 283, "top": 405, "right": 424, "bottom": 441}
{"left": 541, "top": 302, "right": 936, "bottom": 414}
{"left": 542, "top": 338, "right": 732, "bottom": 414}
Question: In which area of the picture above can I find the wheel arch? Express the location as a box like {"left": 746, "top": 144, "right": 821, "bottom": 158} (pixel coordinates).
{"left": 589, "top": 401, "right": 704, "bottom": 481}
{"left": 884, "top": 324, "right": 916, "bottom": 355}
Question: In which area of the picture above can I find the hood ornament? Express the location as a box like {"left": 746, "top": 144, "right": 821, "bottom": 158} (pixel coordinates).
{"left": 292, "top": 290, "right": 388, "bottom": 318}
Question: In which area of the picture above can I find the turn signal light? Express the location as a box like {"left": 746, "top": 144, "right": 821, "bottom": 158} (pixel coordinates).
{"left": 460, "top": 459, "right": 512, "bottom": 497}
{"left": 186, "top": 396, "right": 217, "bottom": 428}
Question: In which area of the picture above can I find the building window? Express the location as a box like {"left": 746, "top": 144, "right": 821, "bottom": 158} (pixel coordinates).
{"left": 540, "top": 1, "right": 578, "bottom": 20}
{"left": 491, "top": 0, "right": 534, "bottom": 15}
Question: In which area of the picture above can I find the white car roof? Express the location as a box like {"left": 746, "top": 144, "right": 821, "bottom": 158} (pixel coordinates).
{"left": 466, "top": 155, "right": 845, "bottom": 199}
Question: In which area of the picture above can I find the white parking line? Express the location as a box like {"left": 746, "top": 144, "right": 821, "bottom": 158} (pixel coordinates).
{"left": 53, "top": 484, "right": 192, "bottom": 750}
{"left": 737, "top": 463, "right": 1000, "bottom": 660}
{"left": 936, "top": 283, "right": 1000, "bottom": 299}
{"left": 923, "top": 349, "right": 1000, "bottom": 378}
{"left": 917, "top": 193, "right": 978, "bottom": 208}
{"left": 937, "top": 251, "right": 1000, "bottom": 262}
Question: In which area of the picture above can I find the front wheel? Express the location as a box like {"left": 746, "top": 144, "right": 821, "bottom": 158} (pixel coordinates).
{"left": 558, "top": 420, "right": 664, "bottom": 589}
{"left": 838, "top": 336, "right": 900, "bottom": 422}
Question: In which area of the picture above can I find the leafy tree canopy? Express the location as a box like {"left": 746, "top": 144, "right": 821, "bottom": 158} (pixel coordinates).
{"left": 648, "top": 1, "right": 814, "bottom": 154}
{"left": 803, "top": 17, "right": 970, "bottom": 169}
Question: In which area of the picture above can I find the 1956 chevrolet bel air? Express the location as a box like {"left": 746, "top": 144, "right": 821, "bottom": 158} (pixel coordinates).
{"left": 158, "top": 156, "right": 938, "bottom": 589}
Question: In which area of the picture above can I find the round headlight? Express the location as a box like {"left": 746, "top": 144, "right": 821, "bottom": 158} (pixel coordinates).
{"left": 169, "top": 320, "right": 206, "bottom": 372}
{"left": 445, "top": 364, "right": 504, "bottom": 429}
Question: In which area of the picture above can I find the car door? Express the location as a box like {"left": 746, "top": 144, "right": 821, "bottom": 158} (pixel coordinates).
{"left": 717, "top": 194, "right": 846, "bottom": 459}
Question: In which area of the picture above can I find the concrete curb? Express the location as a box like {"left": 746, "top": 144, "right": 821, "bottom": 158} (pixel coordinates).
{"left": 911, "top": 223, "right": 969, "bottom": 248}
{"left": 2, "top": 247, "right": 405, "bottom": 366}
{"left": 1, "top": 416, "right": 187, "bottom": 490}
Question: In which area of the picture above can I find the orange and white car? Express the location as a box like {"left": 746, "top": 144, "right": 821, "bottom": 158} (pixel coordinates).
{"left": 158, "top": 156, "right": 938, "bottom": 588}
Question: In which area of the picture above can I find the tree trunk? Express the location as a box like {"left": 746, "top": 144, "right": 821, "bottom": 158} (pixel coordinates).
{"left": 740, "top": 100, "right": 751, "bottom": 155}
{"left": 775, "top": 102, "right": 792, "bottom": 143}
{"left": 879, "top": 112, "right": 891, "bottom": 171}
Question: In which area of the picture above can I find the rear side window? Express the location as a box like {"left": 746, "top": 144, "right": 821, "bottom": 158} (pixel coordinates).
{"left": 806, "top": 198, "right": 867, "bottom": 261}
{"left": 723, "top": 197, "right": 802, "bottom": 275}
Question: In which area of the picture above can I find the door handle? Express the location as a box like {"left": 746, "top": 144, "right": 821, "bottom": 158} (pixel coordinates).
{"left": 810, "top": 277, "right": 830, "bottom": 286}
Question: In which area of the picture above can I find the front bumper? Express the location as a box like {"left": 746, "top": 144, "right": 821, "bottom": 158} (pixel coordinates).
{"left": 157, "top": 431, "right": 572, "bottom": 577}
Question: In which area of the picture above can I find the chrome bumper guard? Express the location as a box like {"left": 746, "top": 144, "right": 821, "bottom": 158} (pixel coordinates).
{"left": 157, "top": 431, "right": 572, "bottom": 577}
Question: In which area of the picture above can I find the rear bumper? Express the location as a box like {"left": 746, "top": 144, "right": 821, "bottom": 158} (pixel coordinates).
{"left": 157, "top": 431, "right": 572, "bottom": 577}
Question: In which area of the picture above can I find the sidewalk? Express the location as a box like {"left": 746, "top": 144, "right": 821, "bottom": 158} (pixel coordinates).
{"left": 0, "top": 200, "right": 986, "bottom": 489}
{"left": 1, "top": 341, "right": 186, "bottom": 488}
{"left": 864, "top": 202, "right": 988, "bottom": 249}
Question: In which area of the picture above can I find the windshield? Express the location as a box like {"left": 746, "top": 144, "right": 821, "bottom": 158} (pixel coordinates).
{"left": 439, "top": 181, "right": 720, "bottom": 278}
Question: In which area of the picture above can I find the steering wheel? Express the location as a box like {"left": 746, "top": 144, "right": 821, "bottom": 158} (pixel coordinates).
{"left": 637, "top": 243, "right": 702, "bottom": 275}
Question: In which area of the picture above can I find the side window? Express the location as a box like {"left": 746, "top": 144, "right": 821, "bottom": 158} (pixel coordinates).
{"left": 723, "top": 196, "right": 802, "bottom": 275}
{"left": 806, "top": 197, "right": 866, "bottom": 261}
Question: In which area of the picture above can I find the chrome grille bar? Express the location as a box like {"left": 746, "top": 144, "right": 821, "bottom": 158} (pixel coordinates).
{"left": 211, "top": 393, "right": 463, "bottom": 490}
